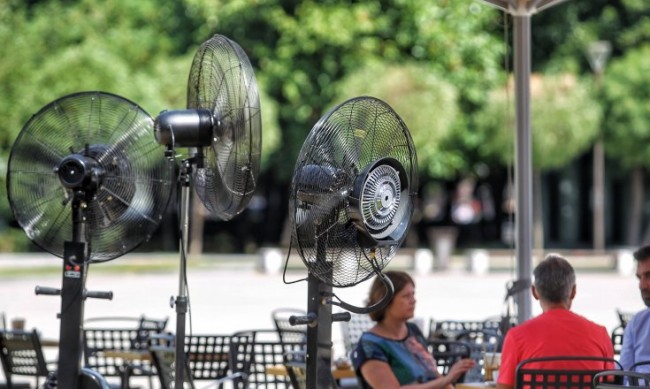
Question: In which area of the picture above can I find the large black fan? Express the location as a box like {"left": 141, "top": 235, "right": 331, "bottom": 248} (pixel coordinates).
{"left": 6, "top": 91, "right": 174, "bottom": 389}
{"left": 290, "top": 96, "right": 417, "bottom": 288}
{"left": 287, "top": 96, "right": 418, "bottom": 389}
{"left": 153, "top": 34, "right": 261, "bottom": 388}
{"left": 7, "top": 91, "right": 174, "bottom": 262}
{"left": 155, "top": 34, "right": 261, "bottom": 219}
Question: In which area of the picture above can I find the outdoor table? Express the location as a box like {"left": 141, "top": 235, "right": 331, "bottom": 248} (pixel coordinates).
{"left": 41, "top": 338, "right": 59, "bottom": 347}
{"left": 103, "top": 350, "right": 152, "bottom": 361}
{"left": 456, "top": 382, "right": 496, "bottom": 389}
{"left": 265, "top": 364, "right": 356, "bottom": 379}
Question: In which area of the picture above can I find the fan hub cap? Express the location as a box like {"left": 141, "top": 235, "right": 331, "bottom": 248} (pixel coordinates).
{"left": 361, "top": 165, "right": 401, "bottom": 231}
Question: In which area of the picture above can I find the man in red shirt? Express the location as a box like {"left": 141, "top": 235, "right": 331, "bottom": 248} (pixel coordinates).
{"left": 496, "top": 254, "right": 614, "bottom": 389}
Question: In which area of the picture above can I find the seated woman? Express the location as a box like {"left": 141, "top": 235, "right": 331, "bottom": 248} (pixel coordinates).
{"left": 353, "top": 271, "right": 475, "bottom": 389}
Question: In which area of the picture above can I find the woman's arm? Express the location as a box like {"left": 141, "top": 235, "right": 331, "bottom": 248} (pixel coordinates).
{"left": 360, "top": 358, "right": 474, "bottom": 389}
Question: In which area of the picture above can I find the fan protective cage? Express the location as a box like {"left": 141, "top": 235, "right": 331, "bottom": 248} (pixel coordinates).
{"left": 7, "top": 91, "right": 174, "bottom": 262}
{"left": 187, "top": 34, "right": 262, "bottom": 221}
{"left": 290, "top": 96, "right": 418, "bottom": 288}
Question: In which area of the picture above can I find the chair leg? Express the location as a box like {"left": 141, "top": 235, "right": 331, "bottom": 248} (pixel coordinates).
{"left": 120, "top": 365, "right": 131, "bottom": 389}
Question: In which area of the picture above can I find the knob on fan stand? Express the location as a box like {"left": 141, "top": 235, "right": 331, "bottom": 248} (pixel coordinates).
{"left": 286, "top": 96, "right": 418, "bottom": 389}
{"left": 7, "top": 91, "right": 174, "bottom": 388}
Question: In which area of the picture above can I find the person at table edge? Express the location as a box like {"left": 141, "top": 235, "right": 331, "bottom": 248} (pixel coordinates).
{"left": 495, "top": 254, "right": 614, "bottom": 389}
{"left": 353, "top": 270, "right": 475, "bottom": 389}
{"left": 620, "top": 245, "right": 650, "bottom": 373}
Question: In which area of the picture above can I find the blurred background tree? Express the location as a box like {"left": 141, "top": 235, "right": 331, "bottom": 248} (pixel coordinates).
{"left": 1, "top": 0, "right": 649, "bottom": 252}
{"left": 475, "top": 73, "right": 601, "bottom": 249}
{"left": 601, "top": 44, "right": 650, "bottom": 245}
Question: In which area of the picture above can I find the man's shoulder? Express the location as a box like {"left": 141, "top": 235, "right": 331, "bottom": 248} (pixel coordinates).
{"left": 628, "top": 308, "right": 650, "bottom": 329}
{"left": 508, "top": 310, "right": 607, "bottom": 336}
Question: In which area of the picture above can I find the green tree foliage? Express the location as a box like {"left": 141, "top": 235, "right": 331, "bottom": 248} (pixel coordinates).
{"left": 0, "top": 0, "right": 281, "bottom": 250}
{"left": 600, "top": 44, "right": 650, "bottom": 245}
{"left": 475, "top": 73, "right": 600, "bottom": 171}
{"left": 335, "top": 61, "right": 460, "bottom": 179}
{"left": 601, "top": 45, "right": 650, "bottom": 168}
{"left": 186, "top": 0, "right": 505, "bottom": 180}
{"left": 534, "top": 0, "right": 650, "bottom": 73}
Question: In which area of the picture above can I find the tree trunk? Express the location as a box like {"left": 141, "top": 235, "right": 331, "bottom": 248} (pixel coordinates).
{"left": 592, "top": 140, "right": 606, "bottom": 251}
{"left": 626, "top": 166, "right": 644, "bottom": 246}
{"left": 533, "top": 170, "right": 544, "bottom": 255}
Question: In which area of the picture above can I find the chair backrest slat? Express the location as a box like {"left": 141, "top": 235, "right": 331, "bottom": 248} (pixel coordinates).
{"left": 593, "top": 369, "right": 650, "bottom": 388}
{"left": 514, "top": 355, "right": 621, "bottom": 389}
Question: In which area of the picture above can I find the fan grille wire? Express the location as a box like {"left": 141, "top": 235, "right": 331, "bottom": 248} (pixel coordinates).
{"left": 187, "top": 34, "right": 262, "bottom": 221}
{"left": 7, "top": 91, "right": 174, "bottom": 262}
{"left": 290, "top": 97, "right": 417, "bottom": 287}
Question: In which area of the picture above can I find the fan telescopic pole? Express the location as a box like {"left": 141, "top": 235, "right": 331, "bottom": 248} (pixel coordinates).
{"left": 174, "top": 159, "right": 192, "bottom": 389}
{"left": 56, "top": 196, "right": 88, "bottom": 389}
{"left": 42, "top": 192, "right": 112, "bottom": 389}
{"left": 305, "top": 239, "right": 335, "bottom": 389}
{"left": 480, "top": 0, "right": 569, "bottom": 323}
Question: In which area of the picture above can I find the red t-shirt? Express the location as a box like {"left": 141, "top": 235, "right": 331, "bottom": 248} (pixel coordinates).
{"left": 497, "top": 308, "right": 614, "bottom": 386}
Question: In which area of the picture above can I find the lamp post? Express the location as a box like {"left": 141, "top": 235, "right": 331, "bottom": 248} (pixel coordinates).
{"left": 586, "top": 41, "right": 611, "bottom": 253}
{"left": 480, "top": 0, "right": 569, "bottom": 323}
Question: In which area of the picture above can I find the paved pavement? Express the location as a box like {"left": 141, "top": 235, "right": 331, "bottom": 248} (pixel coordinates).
{"left": 0, "top": 254, "right": 644, "bottom": 386}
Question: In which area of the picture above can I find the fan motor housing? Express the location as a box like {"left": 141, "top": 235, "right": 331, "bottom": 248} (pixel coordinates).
{"left": 57, "top": 154, "right": 104, "bottom": 190}
{"left": 348, "top": 157, "right": 411, "bottom": 248}
{"left": 154, "top": 109, "right": 214, "bottom": 148}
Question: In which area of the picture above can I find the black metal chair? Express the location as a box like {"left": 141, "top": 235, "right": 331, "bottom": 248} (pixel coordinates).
{"left": 631, "top": 361, "right": 650, "bottom": 371}
{"left": 83, "top": 316, "right": 167, "bottom": 389}
{"left": 231, "top": 329, "right": 305, "bottom": 389}
{"left": 0, "top": 329, "right": 52, "bottom": 389}
{"left": 185, "top": 335, "right": 230, "bottom": 383}
{"left": 514, "top": 355, "right": 622, "bottom": 389}
{"left": 428, "top": 318, "right": 501, "bottom": 341}
{"left": 427, "top": 339, "right": 471, "bottom": 382}
{"left": 271, "top": 308, "right": 308, "bottom": 344}
{"left": 616, "top": 309, "right": 634, "bottom": 328}
{"left": 455, "top": 328, "right": 502, "bottom": 382}
{"left": 148, "top": 333, "right": 195, "bottom": 389}
{"left": 283, "top": 350, "right": 306, "bottom": 389}
{"left": 340, "top": 314, "right": 374, "bottom": 357}
{"left": 610, "top": 325, "right": 625, "bottom": 358}
{"left": 593, "top": 369, "right": 650, "bottom": 388}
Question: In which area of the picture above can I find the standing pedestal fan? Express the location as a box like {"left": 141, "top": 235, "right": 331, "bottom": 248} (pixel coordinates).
{"left": 153, "top": 34, "right": 262, "bottom": 388}
{"left": 6, "top": 91, "right": 175, "bottom": 389}
{"left": 286, "top": 96, "right": 418, "bottom": 389}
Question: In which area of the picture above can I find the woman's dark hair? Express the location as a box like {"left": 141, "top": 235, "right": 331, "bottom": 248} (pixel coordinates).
{"left": 367, "top": 271, "right": 414, "bottom": 322}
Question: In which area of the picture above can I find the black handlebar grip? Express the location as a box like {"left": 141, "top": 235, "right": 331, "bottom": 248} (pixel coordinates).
{"left": 35, "top": 286, "right": 61, "bottom": 296}
{"left": 289, "top": 312, "right": 317, "bottom": 326}
{"left": 85, "top": 290, "right": 113, "bottom": 300}
{"left": 332, "top": 312, "right": 352, "bottom": 322}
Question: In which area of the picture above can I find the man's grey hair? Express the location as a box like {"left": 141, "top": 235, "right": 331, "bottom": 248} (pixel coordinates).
{"left": 533, "top": 253, "right": 576, "bottom": 303}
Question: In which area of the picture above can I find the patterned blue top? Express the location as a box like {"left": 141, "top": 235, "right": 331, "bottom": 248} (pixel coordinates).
{"left": 621, "top": 308, "right": 650, "bottom": 372}
{"left": 352, "top": 322, "right": 438, "bottom": 388}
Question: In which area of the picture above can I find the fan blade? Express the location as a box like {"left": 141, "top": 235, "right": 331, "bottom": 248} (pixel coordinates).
{"left": 7, "top": 91, "right": 174, "bottom": 262}
{"left": 186, "top": 34, "right": 262, "bottom": 220}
